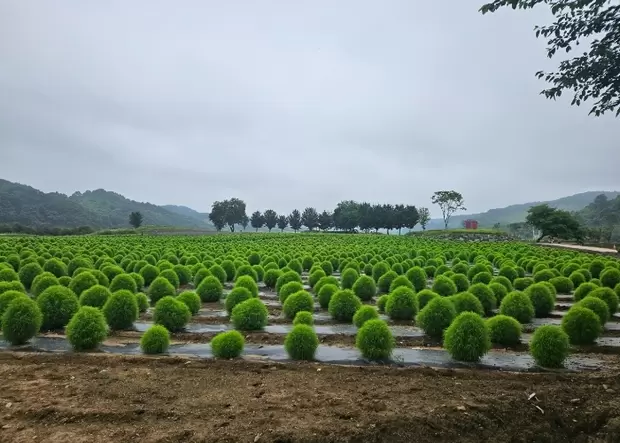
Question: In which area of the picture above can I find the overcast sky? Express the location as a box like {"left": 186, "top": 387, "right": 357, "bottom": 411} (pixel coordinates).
{"left": 1, "top": 1, "right": 618, "bottom": 217}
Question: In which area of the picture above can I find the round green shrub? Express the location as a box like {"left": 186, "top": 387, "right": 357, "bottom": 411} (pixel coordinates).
{"left": 569, "top": 271, "right": 586, "bottom": 289}
{"left": 234, "top": 275, "right": 259, "bottom": 298}
{"left": 0, "top": 267, "right": 19, "bottom": 283}
{"left": 376, "top": 294, "right": 389, "bottom": 312}
{"left": 278, "top": 281, "right": 305, "bottom": 304}
{"left": 416, "top": 297, "right": 456, "bottom": 338}
{"left": 283, "top": 290, "right": 314, "bottom": 319}
{"left": 385, "top": 286, "right": 417, "bottom": 320}
{"left": 193, "top": 267, "right": 211, "bottom": 287}
{"left": 499, "top": 291, "right": 535, "bottom": 324}
{"left": 276, "top": 271, "right": 302, "bottom": 295}
{"left": 372, "top": 261, "right": 390, "bottom": 282}
{"left": 58, "top": 276, "right": 71, "bottom": 287}
{"left": 159, "top": 269, "right": 180, "bottom": 289}
{"left": 450, "top": 274, "right": 470, "bottom": 293}
{"left": 533, "top": 269, "right": 555, "bottom": 283}
{"left": 103, "top": 290, "right": 139, "bottom": 330}
{"left": 177, "top": 291, "right": 201, "bottom": 315}
{"left": 67, "top": 257, "right": 92, "bottom": 276}
{"left": 356, "top": 319, "right": 394, "bottom": 361}
{"left": 136, "top": 292, "right": 149, "bottom": 313}
{"left": 574, "top": 282, "right": 597, "bottom": 302}
{"left": 220, "top": 260, "right": 236, "bottom": 281}
{"left": 328, "top": 289, "right": 362, "bottom": 322}
{"left": 444, "top": 312, "right": 490, "bottom": 362}
{"left": 37, "top": 286, "right": 79, "bottom": 330}
{"left": 66, "top": 306, "right": 108, "bottom": 351}
{"left": 377, "top": 271, "right": 398, "bottom": 294}
{"left": 549, "top": 276, "right": 574, "bottom": 294}
{"left": 235, "top": 264, "right": 258, "bottom": 282}
{"left": 314, "top": 276, "right": 339, "bottom": 296}
{"left": 1, "top": 297, "right": 42, "bottom": 345}
{"left": 488, "top": 282, "right": 508, "bottom": 303}
{"left": 231, "top": 298, "right": 268, "bottom": 331}
{"left": 490, "top": 276, "right": 513, "bottom": 292}
{"left": 148, "top": 277, "right": 176, "bottom": 305}
{"left": 31, "top": 272, "right": 59, "bottom": 298}
{"left": 601, "top": 268, "right": 620, "bottom": 289}
{"left": 129, "top": 272, "right": 145, "bottom": 290}
{"left": 285, "top": 324, "right": 319, "bottom": 361}
{"left": 140, "top": 325, "right": 170, "bottom": 354}
{"left": 139, "top": 264, "right": 160, "bottom": 287}
{"left": 472, "top": 272, "right": 492, "bottom": 285}
{"left": 406, "top": 266, "right": 427, "bottom": 292}
{"left": 301, "top": 256, "right": 314, "bottom": 271}
{"left": 173, "top": 265, "right": 191, "bottom": 286}
{"left": 577, "top": 296, "right": 610, "bottom": 326}
{"left": 18, "top": 262, "right": 43, "bottom": 291}
{"left": 308, "top": 269, "right": 326, "bottom": 288}
{"left": 530, "top": 325, "right": 569, "bottom": 368}
{"left": 209, "top": 264, "right": 227, "bottom": 285}
{"left": 109, "top": 273, "right": 138, "bottom": 294}
{"left": 498, "top": 266, "right": 518, "bottom": 283}
{"left": 525, "top": 283, "right": 555, "bottom": 318}
{"left": 561, "top": 306, "right": 601, "bottom": 345}
{"left": 589, "top": 260, "right": 606, "bottom": 279}
{"left": 389, "top": 275, "right": 414, "bottom": 293}
{"left": 513, "top": 277, "right": 534, "bottom": 291}
{"left": 416, "top": 289, "right": 439, "bottom": 310}
{"left": 196, "top": 276, "right": 224, "bottom": 303}
{"left": 320, "top": 260, "right": 333, "bottom": 276}
{"left": 589, "top": 287, "right": 619, "bottom": 314}
{"left": 340, "top": 268, "right": 359, "bottom": 290}
{"left": 101, "top": 265, "right": 124, "bottom": 282}
{"left": 450, "top": 292, "right": 484, "bottom": 316}
{"left": 591, "top": 278, "right": 602, "bottom": 286}
{"left": 153, "top": 296, "right": 191, "bottom": 332}
{"left": 293, "top": 311, "right": 314, "bottom": 326}
{"left": 486, "top": 315, "right": 521, "bottom": 346}
{"left": 43, "top": 258, "right": 68, "bottom": 278}
{"left": 79, "top": 285, "right": 111, "bottom": 309}
{"left": 431, "top": 275, "right": 458, "bottom": 297}
{"left": 211, "top": 330, "right": 244, "bottom": 358}
{"left": 90, "top": 270, "right": 109, "bottom": 287}
{"left": 466, "top": 283, "right": 495, "bottom": 315}
{"left": 263, "top": 269, "right": 283, "bottom": 289}
{"left": 0, "top": 290, "right": 29, "bottom": 324}
{"left": 352, "top": 275, "right": 377, "bottom": 302}
{"left": 353, "top": 305, "right": 378, "bottom": 328}
{"left": 317, "top": 284, "right": 339, "bottom": 310}
{"left": 225, "top": 287, "right": 252, "bottom": 313}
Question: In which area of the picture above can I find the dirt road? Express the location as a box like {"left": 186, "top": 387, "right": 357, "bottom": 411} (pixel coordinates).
{"left": 0, "top": 352, "right": 618, "bottom": 442}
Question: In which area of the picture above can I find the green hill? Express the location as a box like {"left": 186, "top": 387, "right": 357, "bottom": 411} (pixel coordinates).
{"left": 425, "top": 191, "right": 620, "bottom": 230}
{"left": 0, "top": 179, "right": 214, "bottom": 230}
{"left": 161, "top": 205, "right": 212, "bottom": 227}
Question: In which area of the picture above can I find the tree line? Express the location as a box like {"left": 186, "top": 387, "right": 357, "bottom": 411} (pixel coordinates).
{"left": 207, "top": 191, "right": 466, "bottom": 234}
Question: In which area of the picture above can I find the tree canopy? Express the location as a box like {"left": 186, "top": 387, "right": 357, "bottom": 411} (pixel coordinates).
{"left": 526, "top": 204, "right": 583, "bottom": 242}
{"left": 129, "top": 211, "right": 143, "bottom": 229}
{"left": 431, "top": 191, "right": 466, "bottom": 229}
{"left": 480, "top": 0, "right": 620, "bottom": 117}
{"left": 209, "top": 198, "right": 247, "bottom": 232}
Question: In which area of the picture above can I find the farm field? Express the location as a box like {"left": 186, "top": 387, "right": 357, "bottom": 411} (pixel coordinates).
{"left": 1, "top": 233, "right": 620, "bottom": 441}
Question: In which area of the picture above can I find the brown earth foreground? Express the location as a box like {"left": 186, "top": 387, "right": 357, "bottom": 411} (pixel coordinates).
{"left": 0, "top": 353, "right": 619, "bottom": 443}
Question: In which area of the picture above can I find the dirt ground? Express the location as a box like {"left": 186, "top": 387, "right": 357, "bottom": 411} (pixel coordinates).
{"left": 0, "top": 353, "right": 619, "bottom": 443}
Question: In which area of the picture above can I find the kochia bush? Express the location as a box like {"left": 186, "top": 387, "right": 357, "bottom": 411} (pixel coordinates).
{"left": 561, "top": 306, "right": 601, "bottom": 345}
{"left": 103, "top": 290, "right": 139, "bottom": 330}
{"left": 328, "top": 289, "right": 362, "bottom": 322}
{"left": 2, "top": 297, "right": 42, "bottom": 345}
{"left": 148, "top": 277, "right": 176, "bottom": 305}
{"left": 140, "top": 325, "right": 170, "bottom": 354}
{"left": 153, "top": 296, "right": 191, "bottom": 332}
{"left": 416, "top": 297, "right": 456, "bottom": 338}
{"left": 444, "top": 312, "right": 490, "bottom": 362}
{"left": 486, "top": 315, "right": 521, "bottom": 346}
{"left": 499, "top": 291, "right": 535, "bottom": 324}
{"left": 352, "top": 275, "right": 377, "bottom": 302}
{"left": 231, "top": 298, "right": 268, "bottom": 331}
{"left": 66, "top": 306, "right": 108, "bottom": 351}
{"left": 196, "top": 276, "right": 224, "bottom": 303}
{"left": 530, "top": 325, "right": 569, "bottom": 368}
{"left": 385, "top": 287, "right": 418, "bottom": 320}
{"left": 211, "top": 330, "right": 244, "bottom": 358}
{"left": 37, "top": 286, "right": 79, "bottom": 330}
{"left": 284, "top": 324, "right": 319, "bottom": 360}
{"left": 282, "top": 290, "right": 314, "bottom": 320}
{"left": 356, "top": 319, "right": 394, "bottom": 361}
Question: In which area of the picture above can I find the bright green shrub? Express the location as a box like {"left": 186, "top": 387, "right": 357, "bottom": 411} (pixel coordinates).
{"left": 353, "top": 305, "right": 379, "bottom": 328}
{"left": 486, "top": 315, "right": 521, "bottom": 346}
{"left": 574, "top": 282, "right": 597, "bottom": 302}
{"left": 451, "top": 274, "right": 470, "bottom": 293}
{"left": 66, "top": 306, "right": 108, "bottom": 351}
{"left": 43, "top": 258, "right": 68, "bottom": 278}
{"left": 279, "top": 281, "right": 304, "bottom": 304}
{"left": 173, "top": 264, "right": 191, "bottom": 286}
{"left": 525, "top": 283, "right": 555, "bottom": 318}
{"left": 577, "top": 296, "right": 610, "bottom": 326}
{"left": 37, "top": 286, "right": 79, "bottom": 330}
{"left": 533, "top": 269, "right": 555, "bottom": 283}
{"left": 340, "top": 268, "right": 359, "bottom": 290}
{"left": 450, "top": 292, "right": 484, "bottom": 316}
{"left": 293, "top": 311, "right": 314, "bottom": 326}
{"left": 432, "top": 275, "right": 457, "bottom": 297}
{"left": 356, "top": 319, "right": 394, "bottom": 361}
{"left": 416, "top": 297, "right": 456, "bottom": 338}
{"left": 0, "top": 267, "right": 19, "bottom": 283}
{"left": 177, "top": 291, "right": 201, "bottom": 315}
{"left": 314, "top": 276, "right": 339, "bottom": 296}
{"left": 308, "top": 269, "right": 326, "bottom": 288}
{"left": 31, "top": 272, "right": 59, "bottom": 298}
{"left": 530, "top": 325, "right": 569, "bottom": 368}
{"left": 159, "top": 269, "right": 180, "bottom": 288}
{"left": 129, "top": 272, "right": 145, "bottom": 291}
{"left": 468, "top": 283, "right": 496, "bottom": 315}
{"left": 513, "top": 277, "right": 534, "bottom": 291}
{"left": 490, "top": 276, "right": 513, "bottom": 292}
{"left": 406, "top": 266, "right": 427, "bottom": 292}
{"left": 385, "top": 286, "right": 417, "bottom": 320}
{"left": 317, "top": 284, "right": 339, "bottom": 310}
{"left": 372, "top": 261, "right": 390, "bottom": 282}
{"left": 58, "top": 276, "right": 71, "bottom": 287}
{"left": 109, "top": 274, "right": 137, "bottom": 294}
{"left": 352, "top": 275, "right": 377, "bottom": 302}
{"left": 211, "top": 330, "right": 244, "bottom": 358}
{"left": 328, "top": 289, "right": 362, "bottom": 322}
{"left": 140, "top": 264, "right": 160, "bottom": 287}
{"left": 148, "top": 277, "right": 176, "bottom": 305}
{"left": 196, "top": 276, "right": 223, "bottom": 303}
{"left": 499, "top": 291, "right": 535, "bottom": 324}
{"left": 320, "top": 260, "right": 333, "bottom": 276}
{"left": 590, "top": 287, "right": 619, "bottom": 314}
{"left": 79, "top": 285, "right": 111, "bottom": 309}
{"left": 284, "top": 324, "right": 319, "bottom": 360}
{"left": 18, "top": 262, "right": 43, "bottom": 291}
{"left": 498, "top": 266, "right": 518, "bottom": 283}
{"left": 140, "top": 325, "right": 170, "bottom": 354}
{"left": 235, "top": 275, "right": 259, "bottom": 298}
{"left": 569, "top": 271, "right": 586, "bottom": 289}
{"left": 416, "top": 289, "right": 439, "bottom": 310}
{"left": 283, "top": 290, "right": 314, "bottom": 319}
{"left": 231, "top": 298, "right": 268, "bottom": 330}
{"left": 561, "top": 306, "right": 601, "bottom": 345}
{"left": 276, "top": 271, "right": 302, "bottom": 295}
{"left": 103, "top": 290, "right": 139, "bottom": 330}
{"left": 235, "top": 264, "right": 258, "bottom": 282}
{"left": 601, "top": 268, "right": 620, "bottom": 289}
{"left": 264, "top": 269, "right": 283, "bottom": 289}
{"left": 488, "top": 282, "right": 508, "bottom": 303}
{"left": 0, "top": 290, "right": 29, "bottom": 326}
{"left": 209, "top": 264, "right": 227, "bottom": 285}
{"left": 153, "top": 296, "right": 190, "bottom": 332}
{"left": 377, "top": 294, "right": 389, "bottom": 312}
{"left": 471, "top": 272, "right": 493, "bottom": 285}
{"left": 193, "top": 267, "right": 211, "bottom": 287}
{"left": 444, "top": 312, "right": 490, "bottom": 362}
{"left": 377, "top": 271, "right": 398, "bottom": 294}
{"left": 1, "top": 297, "right": 42, "bottom": 345}
{"left": 549, "top": 276, "right": 574, "bottom": 294}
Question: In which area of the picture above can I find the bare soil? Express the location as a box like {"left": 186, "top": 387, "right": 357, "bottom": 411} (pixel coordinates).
{"left": 0, "top": 352, "right": 619, "bottom": 442}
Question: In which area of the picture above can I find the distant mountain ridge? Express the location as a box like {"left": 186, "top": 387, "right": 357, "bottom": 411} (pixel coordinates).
{"left": 0, "top": 179, "right": 214, "bottom": 230}
{"left": 425, "top": 191, "right": 620, "bottom": 230}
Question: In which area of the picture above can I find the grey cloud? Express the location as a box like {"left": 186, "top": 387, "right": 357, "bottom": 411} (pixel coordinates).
{"left": 1, "top": 0, "right": 618, "bottom": 217}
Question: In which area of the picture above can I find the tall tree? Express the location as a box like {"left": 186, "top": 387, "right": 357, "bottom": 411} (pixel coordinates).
{"left": 240, "top": 214, "right": 249, "bottom": 232}
{"left": 418, "top": 207, "right": 431, "bottom": 231}
{"left": 129, "top": 211, "right": 143, "bottom": 229}
{"left": 382, "top": 204, "right": 395, "bottom": 234}
{"left": 333, "top": 201, "right": 360, "bottom": 232}
{"left": 301, "top": 207, "right": 319, "bottom": 231}
{"left": 357, "top": 202, "right": 373, "bottom": 233}
{"left": 223, "top": 198, "right": 247, "bottom": 232}
{"left": 318, "top": 210, "right": 333, "bottom": 231}
{"left": 289, "top": 209, "right": 302, "bottom": 233}
{"left": 431, "top": 191, "right": 466, "bottom": 229}
{"left": 403, "top": 205, "right": 420, "bottom": 232}
{"left": 208, "top": 201, "right": 227, "bottom": 231}
{"left": 480, "top": 0, "right": 620, "bottom": 117}
{"left": 263, "top": 209, "right": 278, "bottom": 232}
{"left": 277, "top": 215, "right": 289, "bottom": 232}
{"left": 526, "top": 204, "right": 583, "bottom": 242}
{"left": 250, "top": 211, "right": 265, "bottom": 232}
{"left": 370, "top": 204, "right": 384, "bottom": 233}
{"left": 393, "top": 204, "right": 406, "bottom": 235}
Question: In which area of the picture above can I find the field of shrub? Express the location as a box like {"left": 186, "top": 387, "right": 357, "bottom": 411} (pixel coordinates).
{"left": 1, "top": 233, "right": 619, "bottom": 371}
